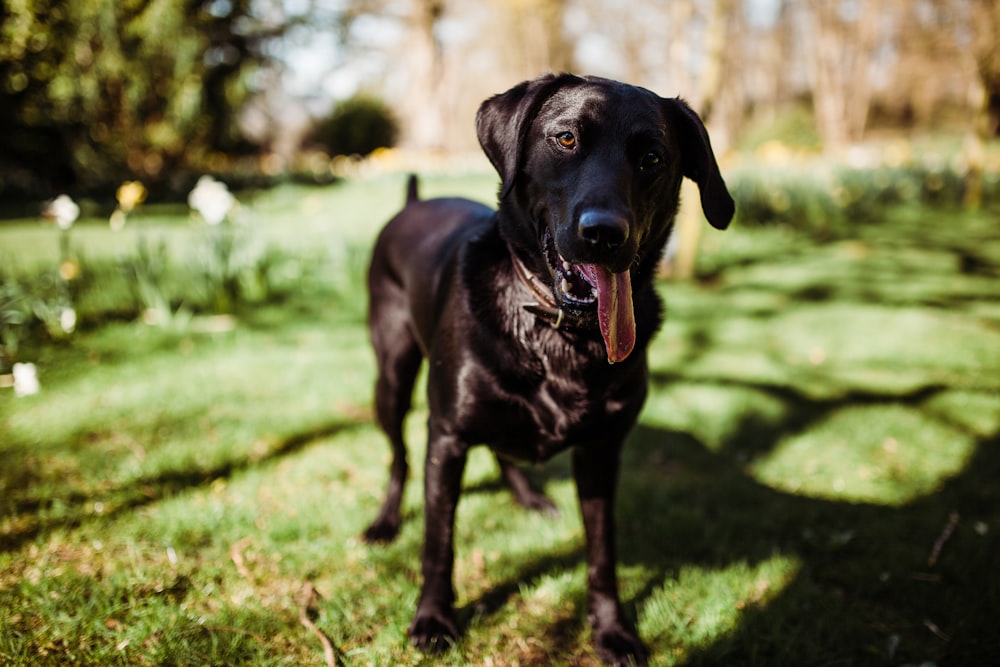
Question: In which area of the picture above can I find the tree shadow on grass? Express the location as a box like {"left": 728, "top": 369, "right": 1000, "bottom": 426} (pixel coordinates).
{"left": 0, "top": 420, "right": 362, "bottom": 553}
{"left": 366, "top": 258, "right": 999, "bottom": 663}
{"left": 449, "top": 376, "right": 999, "bottom": 666}
{"left": 636, "top": 420, "right": 1000, "bottom": 666}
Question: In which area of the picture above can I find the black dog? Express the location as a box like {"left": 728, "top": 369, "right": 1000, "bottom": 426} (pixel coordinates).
{"left": 364, "top": 73, "right": 733, "bottom": 666}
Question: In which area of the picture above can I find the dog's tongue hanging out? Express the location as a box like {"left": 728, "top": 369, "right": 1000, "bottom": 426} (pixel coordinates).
{"left": 578, "top": 265, "right": 635, "bottom": 363}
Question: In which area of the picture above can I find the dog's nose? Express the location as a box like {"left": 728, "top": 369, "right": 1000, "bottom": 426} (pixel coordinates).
{"left": 578, "top": 210, "right": 629, "bottom": 250}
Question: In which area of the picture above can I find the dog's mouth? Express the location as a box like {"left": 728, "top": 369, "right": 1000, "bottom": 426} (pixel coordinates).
{"left": 541, "top": 228, "right": 636, "bottom": 364}
{"left": 543, "top": 229, "right": 598, "bottom": 308}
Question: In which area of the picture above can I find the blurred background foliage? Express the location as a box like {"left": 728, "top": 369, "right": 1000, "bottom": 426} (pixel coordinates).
{"left": 1, "top": 0, "right": 998, "bottom": 203}
{"left": 0, "top": 0, "right": 290, "bottom": 198}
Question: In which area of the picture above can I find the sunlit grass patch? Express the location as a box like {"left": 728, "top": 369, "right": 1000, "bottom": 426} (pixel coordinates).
{"left": 750, "top": 403, "right": 978, "bottom": 505}
{"left": 5, "top": 564, "right": 311, "bottom": 666}
{"left": 921, "top": 389, "right": 1000, "bottom": 438}
{"left": 642, "top": 382, "right": 791, "bottom": 454}
{"left": 1, "top": 316, "right": 375, "bottom": 553}
{"left": 638, "top": 555, "right": 800, "bottom": 663}
{"left": 2, "top": 411, "right": 387, "bottom": 665}
{"left": 766, "top": 304, "right": 1000, "bottom": 391}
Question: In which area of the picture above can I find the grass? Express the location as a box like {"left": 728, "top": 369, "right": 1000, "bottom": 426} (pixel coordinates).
{"left": 2, "top": 174, "right": 999, "bottom": 666}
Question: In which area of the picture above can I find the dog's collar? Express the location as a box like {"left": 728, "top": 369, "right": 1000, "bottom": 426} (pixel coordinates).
{"left": 507, "top": 244, "right": 586, "bottom": 330}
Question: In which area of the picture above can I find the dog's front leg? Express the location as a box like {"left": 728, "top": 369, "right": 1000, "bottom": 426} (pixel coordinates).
{"left": 409, "top": 422, "right": 468, "bottom": 651}
{"left": 573, "top": 445, "right": 649, "bottom": 667}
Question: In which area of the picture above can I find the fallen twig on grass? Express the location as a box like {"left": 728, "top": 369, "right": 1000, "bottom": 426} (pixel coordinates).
{"left": 230, "top": 537, "right": 254, "bottom": 581}
{"left": 928, "top": 511, "right": 960, "bottom": 567}
{"left": 298, "top": 581, "right": 342, "bottom": 667}
{"left": 923, "top": 618, "right": 950, "bottom": 642}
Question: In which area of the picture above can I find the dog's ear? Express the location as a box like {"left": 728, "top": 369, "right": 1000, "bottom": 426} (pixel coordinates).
{"left": 663, "top": 98, "right": 735, "bottom": 230}
{"left": 476, "top": 73, "right": 572, "bottom": 200}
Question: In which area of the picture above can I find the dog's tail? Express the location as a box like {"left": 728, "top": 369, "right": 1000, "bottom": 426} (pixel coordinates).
{"left": 405, "top": 174, "right": 420, "bottom": 204}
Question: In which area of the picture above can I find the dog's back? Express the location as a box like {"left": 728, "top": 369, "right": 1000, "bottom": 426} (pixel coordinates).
{"left": 368, "top": 180, "right": 493, "bottom": 356}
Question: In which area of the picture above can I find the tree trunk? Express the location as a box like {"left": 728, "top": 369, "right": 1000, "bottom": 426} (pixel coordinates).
{"left": 672, "top": 0, "right": 731, "bottom": 280}
{"left": 403, "top": 0, "right": 447, "bottom": 152}
{"left": 964, "top": 0, "right": 1000, "bottom": 210}
{"left": 806, "top": 0, "right": 879, "bottom": 150}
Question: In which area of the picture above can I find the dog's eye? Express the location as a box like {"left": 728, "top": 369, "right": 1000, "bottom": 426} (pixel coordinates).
{"left": 556, "top": 132, "right": 576, "bottom": 149}
{"left": 639, "top": 151, "right": 662, "bottom": 171}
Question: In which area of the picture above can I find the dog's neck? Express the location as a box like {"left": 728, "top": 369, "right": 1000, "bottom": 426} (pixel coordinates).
{"left": 507, "top": 243, "right": 588, "bottom": 330}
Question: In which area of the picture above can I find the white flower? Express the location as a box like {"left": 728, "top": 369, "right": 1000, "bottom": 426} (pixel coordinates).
{"left": 188, "top": 175, "right": 236, "bottom": 225}
{"left": 60, "top": 307, "right": 77, "bottom": 334}
{"left": 43, "top": 194, "right": 80, "bottom": 230}
{"left": 13, "top": 362, "right": 40, "bottom": 397}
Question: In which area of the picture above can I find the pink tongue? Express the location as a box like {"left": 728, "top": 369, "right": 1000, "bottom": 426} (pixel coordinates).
{"left": 581, "top": 265, "right": 635, "bottom": 363}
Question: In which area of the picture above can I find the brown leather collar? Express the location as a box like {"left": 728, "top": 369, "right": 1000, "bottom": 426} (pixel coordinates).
{"left": 508, "top": 244, "right": 588, "bottom": 330}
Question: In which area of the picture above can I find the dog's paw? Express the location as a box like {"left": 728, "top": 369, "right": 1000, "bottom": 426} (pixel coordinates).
{"left": 593, "top": 625, "right": 649, "bottom": 667}
{"left": 409, "top": 610, "right": 459, "bottom": 652}
{"left": 361, "top": 519, "right": 400, "bottom": 544}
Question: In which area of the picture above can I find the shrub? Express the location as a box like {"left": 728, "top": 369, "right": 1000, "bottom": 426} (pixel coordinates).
{"left": 728, "top": 151, "right": 1000, "bottom": 238}
{"left": 304, "top": 96, "right": 399, "bottom": 158}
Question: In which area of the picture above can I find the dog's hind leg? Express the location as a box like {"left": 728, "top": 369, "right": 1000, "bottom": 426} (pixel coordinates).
{"left": 364, "top": 288, "right": 424, "bottom": 543}
{"left": 496, "top": 455, "right": 559, "bottom": 515}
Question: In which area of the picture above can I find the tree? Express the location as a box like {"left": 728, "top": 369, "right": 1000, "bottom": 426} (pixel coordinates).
{"left": 401, "top": 0, "right": 448, "bottom": 151}
{"left": 0, "top": 0, "right": 285, "bottom": 198}
{"left": 963, "top": 0, "right": 1000, "bottom": 209}
{"left": 970, "top": 0, "right": 1000, "bottom": 138}
{"left": 497, "top": 0, "right": 573, "bottom": 77}
{"left": 804, "top": 0, "right": 882, "bottom": 149}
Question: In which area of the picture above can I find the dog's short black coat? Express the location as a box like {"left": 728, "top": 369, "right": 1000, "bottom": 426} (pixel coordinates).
{"left": 363, "top": 73, "right": 733, "bottom": 666}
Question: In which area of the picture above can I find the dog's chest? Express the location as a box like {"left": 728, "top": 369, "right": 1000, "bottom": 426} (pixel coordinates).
{"left": 483, "top": 346, "right": 625, "bottom": 463}
{"left": 530, "top": 366, "right": 591, "bottom": 439}
{"left": 463, "top": 294, "right": 641, "bottom": 463}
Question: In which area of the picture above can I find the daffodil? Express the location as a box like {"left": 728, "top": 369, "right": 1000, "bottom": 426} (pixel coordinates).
{"left": 60, "top": 307, "right": 77, "bottom": 334}
{"left": 188, "top": 175, "right": 236, "bottom": 225}
{"left": 43, "top": 194, "right": 80, "bottom": 230}
{"left": 110, "top": 180, "right": 149, "bottom": 230}
{"left": 13, "top": 362, "right": 40, "bottom": 396}
{"left": 59, "top": 259, "right": 81, "bottom": 281}
{"left": 116, "top": 181, "right": 147, "bottom": 213}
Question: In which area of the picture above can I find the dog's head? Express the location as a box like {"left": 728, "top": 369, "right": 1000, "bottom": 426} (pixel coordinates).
{"left": 476, "top": 73, "right": 734, "bottom": 363}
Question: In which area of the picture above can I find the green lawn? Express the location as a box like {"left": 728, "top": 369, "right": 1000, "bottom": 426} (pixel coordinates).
{"left": 1, "top": 175, "right": 999, "bottom": 666}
